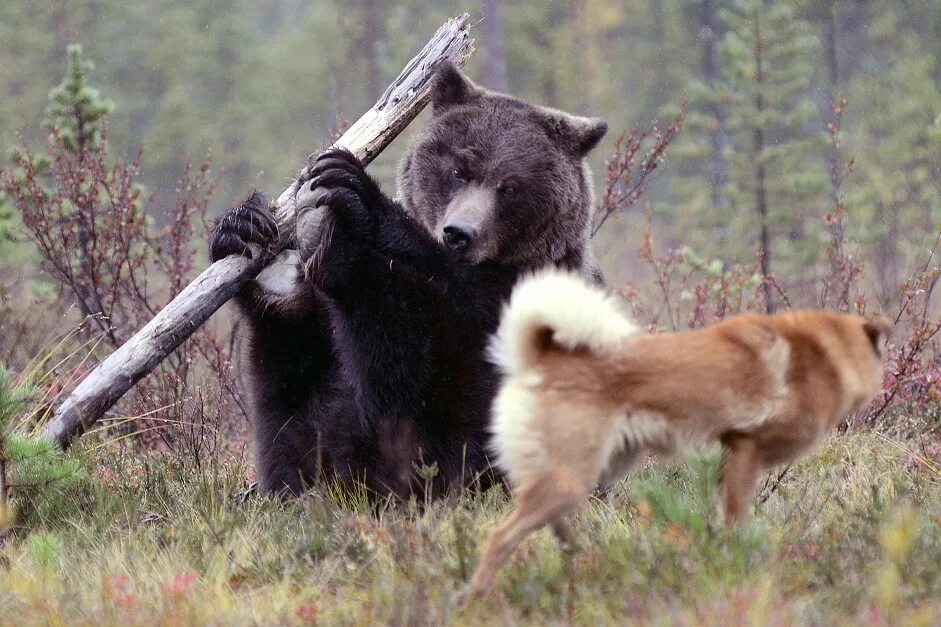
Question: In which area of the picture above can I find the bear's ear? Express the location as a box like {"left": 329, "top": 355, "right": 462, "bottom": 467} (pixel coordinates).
{"left": 431, "top": 60, "right": 479, "bottom": 111}
{"left": 544, "top": 113, "right": 609, "bottom": 158}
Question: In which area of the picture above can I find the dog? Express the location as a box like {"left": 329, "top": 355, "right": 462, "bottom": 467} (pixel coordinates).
{"left": 464, "top": 270, "right": 890, "bottom": 598}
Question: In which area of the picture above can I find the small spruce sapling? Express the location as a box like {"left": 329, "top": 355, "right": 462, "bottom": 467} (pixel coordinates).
{"left": 44, "top": 44, "right": 113, "bottom": 154}
{"left": 0, "top": 363, "right": 82, "bottom": 533}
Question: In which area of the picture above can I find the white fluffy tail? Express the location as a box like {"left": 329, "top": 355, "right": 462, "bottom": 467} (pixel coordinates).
{"left": 490, "top": 270, "right": 638, "bottom": 375}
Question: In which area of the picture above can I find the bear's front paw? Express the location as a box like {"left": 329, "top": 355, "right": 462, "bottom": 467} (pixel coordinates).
{"left": 209, "top": 191, "right": 278, "bottom": 262}
{"left": 294, "top": 148, "right": 381, "bottom": 243}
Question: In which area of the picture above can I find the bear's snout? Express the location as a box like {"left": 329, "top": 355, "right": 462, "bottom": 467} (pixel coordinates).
{"left": 441, "top": 186, "right": 493, "bottom": 254}
{"left": 443, "top": 223, "right": 478, "bottom": 250}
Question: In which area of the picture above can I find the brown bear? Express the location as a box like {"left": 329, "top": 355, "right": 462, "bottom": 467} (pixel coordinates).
{"left": 209, "top": 61, "right": 608, "bottom": 498}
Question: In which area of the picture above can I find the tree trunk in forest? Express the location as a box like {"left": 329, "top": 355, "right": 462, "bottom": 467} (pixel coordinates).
{"left": 822, "top": 0, "right": 840, "bottom": 90}
{"left": 699, "top": 0, "right": 727, "bottom": 209}
{"left": 757, "top": 147, "right": 772, "bottom": 313}
{"left": 40, "top": 14, "right": 476, "bottom": 449}
{"left": 752, "top": 7, "right": 773, "bottom": 314}
{"left": 482, "top": 0, "right": 508, "bottom": 91}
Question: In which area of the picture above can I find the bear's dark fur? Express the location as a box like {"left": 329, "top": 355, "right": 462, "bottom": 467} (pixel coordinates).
{"left": 209, "top": 62, "right": 607, "bottom": 498}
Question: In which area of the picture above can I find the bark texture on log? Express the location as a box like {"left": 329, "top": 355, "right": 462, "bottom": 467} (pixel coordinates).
{"left": 43, "top": 252, "right": 267, "bottom": 446}
{"left": 41, "top": 13, "right": 475, "bottom": 449}
{"left": 274, "top": 13, "right": 474, "bottom": 243}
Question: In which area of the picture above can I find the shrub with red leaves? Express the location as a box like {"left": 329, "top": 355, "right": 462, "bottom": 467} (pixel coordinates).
{"left": 601, "top": 98, "right": 941, "bottom": 431}
{"left": 1, "top": 125, "right": 243, "bottom": 459}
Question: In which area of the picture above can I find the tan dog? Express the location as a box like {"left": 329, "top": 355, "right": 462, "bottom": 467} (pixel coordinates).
{"left": 466, "top": 271, "right": 890, "bottom": 597}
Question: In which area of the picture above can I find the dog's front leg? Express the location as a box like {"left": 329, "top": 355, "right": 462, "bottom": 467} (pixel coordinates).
{"left": 718, "top": 434, "right": 759, "bottom": 525}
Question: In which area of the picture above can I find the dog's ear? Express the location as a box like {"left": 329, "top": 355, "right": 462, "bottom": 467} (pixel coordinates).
{"left": 863, "top": 315, "right": 892, "bottom": 358}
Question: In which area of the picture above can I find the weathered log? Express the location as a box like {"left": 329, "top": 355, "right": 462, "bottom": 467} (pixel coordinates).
{"left": 41, "top": 13, "right": 475, "bottom": 448}
{"left": 273, "top": 12, "right": 475, "bottom": 248}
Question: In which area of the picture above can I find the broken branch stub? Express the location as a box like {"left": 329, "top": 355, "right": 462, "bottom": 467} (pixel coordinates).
{"left": 41, "top": 13, "right": 475, "bottom": 448}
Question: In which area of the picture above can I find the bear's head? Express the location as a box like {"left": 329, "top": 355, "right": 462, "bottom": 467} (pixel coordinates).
{"left": 397, "top": 61, "right": 607, "bottom": 272}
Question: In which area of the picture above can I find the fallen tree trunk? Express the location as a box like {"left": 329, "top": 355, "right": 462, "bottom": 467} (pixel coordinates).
{"left": 41, "top": 13, "right": 475, "bottom": 449}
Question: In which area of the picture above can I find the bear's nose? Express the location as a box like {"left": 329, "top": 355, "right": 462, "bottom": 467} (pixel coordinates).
{"left": 443, "top": 224, "right": 478, "bottom": 250}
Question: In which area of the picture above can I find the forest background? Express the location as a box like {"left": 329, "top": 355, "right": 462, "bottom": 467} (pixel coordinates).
{"left": 2, "top": 0, "right": 939, "bottom": 305}
{"left": 0, "top": 1, "right": 940, "bottom": 622}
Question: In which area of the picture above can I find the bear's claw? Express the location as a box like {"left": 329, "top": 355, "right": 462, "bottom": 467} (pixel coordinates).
{"left": 209, "top": 192, "right": 277, "bottom": 262}
{"left": 299, "top": 148, "right": 381, "bottom": 239}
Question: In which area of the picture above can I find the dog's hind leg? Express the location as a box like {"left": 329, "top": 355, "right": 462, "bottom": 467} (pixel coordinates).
{"left": 597, "top": 443, "right": 645, "bottom": 488}
{"left": 465, "top": 469, "right": 587, "bottom": 598}
{"left": 550, "top": 517, "right": 581, "bottom": 553}
{"left": 718, "top": 433, "right": 759, "bottom": 525}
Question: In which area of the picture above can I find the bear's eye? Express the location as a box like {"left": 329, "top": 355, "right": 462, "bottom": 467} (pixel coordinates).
{"left": 500, "top": 184, "right": 517, "bottom": 197}
{"left": 452, "top": 168, "right": 467, "bottom": 182}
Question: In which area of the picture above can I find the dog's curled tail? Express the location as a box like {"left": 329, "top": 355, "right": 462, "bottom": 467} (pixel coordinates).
{"left": 491, "top": 270, "right": 638, "bottom": 375}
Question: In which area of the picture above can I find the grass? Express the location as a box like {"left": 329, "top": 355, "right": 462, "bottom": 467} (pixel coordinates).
{"left": 0, "top": 429, "right": 940, "bottom": 625}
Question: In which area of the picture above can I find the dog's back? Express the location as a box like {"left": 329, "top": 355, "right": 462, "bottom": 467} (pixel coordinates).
{"left": 489, "top": 271, "right": 890, "bottom": 492}
{"left": 465, "top": 271, "right": 890, "bottom": 598}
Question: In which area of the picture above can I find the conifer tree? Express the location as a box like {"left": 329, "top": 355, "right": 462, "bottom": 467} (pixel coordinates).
{"left": 668, "top": 0, "right": 826, "bottom": 310}
{"left": 0, "top": 191, "right": 13, "bottom": 244}
{"left": 44, "top": 44, "right": 112, "bottom": 155}
{"left": 845, "top": 20, "right": 941, "bottom": 304}
{"left": 666, "top": 1, "right": 828, "bottom": 300}
{"left": 668, "top": 0, "right": 728, "bottom": 214}
{"left": 0, "top": 362, "right": 81, "bottom": 532}
{"left": 723, "top": 0, "right": 831, "bottom": 311}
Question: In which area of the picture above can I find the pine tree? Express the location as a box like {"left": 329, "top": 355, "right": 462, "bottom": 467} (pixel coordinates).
{"left": 665, "top": 1, "right": 827, "bottom": 292}
{"left": 0, "top": 191, "right": 14, "bottom": 244}
{"left": 725, "top": 0, "right": 831, "bottom": 311}
{"left": 44, "top": 44, "right": 112, "bottom": 154}
{"left": 29, "top": 44, "right": 119, "bottom": 329}
{"left": 663, "top": 0, "right": 730, "bottom": 217}
{"left": 0, "top": 362, "right": 82, "bottom": 532}
{"left": 845, "top": 14, "right": 941, "bottom": 305}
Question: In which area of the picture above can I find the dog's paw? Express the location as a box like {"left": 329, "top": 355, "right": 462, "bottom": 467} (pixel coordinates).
{"left": 452, "top": 587, "right": 473, "bottom": 607}
{"left": 294, "top": 148, "right": 381, "bottom": 242}
{"left": 551, "top": 520, "right": 583, "bottom": 554}
{"left": 453, "top": 583, "right": 490, "bottom": 606}
{"left": 209, "top": 191, "right": 277, "bottom": 261}
{"left": 452, "top": 588, "right": 467, "bottom": 606}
